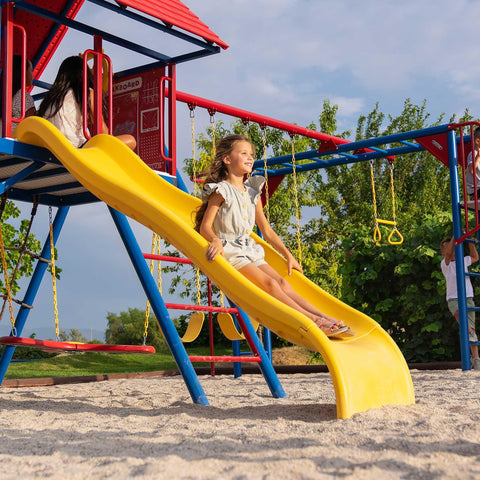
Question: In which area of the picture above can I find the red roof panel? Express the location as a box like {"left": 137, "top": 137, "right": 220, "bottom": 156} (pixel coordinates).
{"left": 116, "top": 0, "right": 229, "bottom": 49}
{"left": 10, "top": 0, "right": 227, "bottom": 83}
{"left": 13, "top": 0, "right": 85, "bottom": 80}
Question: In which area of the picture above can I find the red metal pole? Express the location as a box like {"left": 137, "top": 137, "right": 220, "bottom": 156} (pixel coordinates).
{"left": 143, "top": 253, "right": 193, "bottom": 264}
{"left": 93, "top": 35, "right": 103, "bottom": 136}
{"left": 168, "top": 63, "right": 176, "bottom": 175}
{"left": 173, "top": 88, "right": 352, "bottom": 148}
{"left": 1, "top": 2, "right": 14, "bottom": 138}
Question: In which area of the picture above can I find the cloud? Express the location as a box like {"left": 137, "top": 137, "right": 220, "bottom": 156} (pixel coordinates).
{"left": 328, "top": 96, "right": 365, "bottom": 118}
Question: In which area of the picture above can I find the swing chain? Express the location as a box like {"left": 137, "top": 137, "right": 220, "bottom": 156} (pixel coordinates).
{"left": 261, "top": 126, "right": 270, "bottom": 222}
{"left": 389, "top": 162, "right": 397, "bottom": 223}
{"left": 290, "top": 134, "right": 302, "bottom": 266}
{"left": 242, "top": 118, "right": 250, "bottom": 136}
{"left": 195, "top": 266, "right": 202, "bottom": 306}
{"left": 209, "top": 112, "right": 216, "bottom": 159}
{"left": 369, "top": 159, "right": 403, "bottom": 245}
{"left": 190, "top": 106, "right": 199, "bottom": 196}
{"left": 49, "top": 206, "right": 60, "bottom": 341}
{"left": 387, "top": 162, "right": 403, "bottom": 245}
{"left": 144, "top": 233, "right": 159, "bottom": 345}
{"left": 369, "top": 160, "right": 381, "bottom": 242}
{"left": 0, "top": 217, "right": 15, "bottom": 330}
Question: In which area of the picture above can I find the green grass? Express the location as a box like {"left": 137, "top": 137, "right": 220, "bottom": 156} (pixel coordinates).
{"left": 4, "top": 345, "right": 233, "bottom": 379}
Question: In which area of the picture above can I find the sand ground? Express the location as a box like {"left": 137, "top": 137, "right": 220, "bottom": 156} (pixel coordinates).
{"left": 0, "top": 369, "right": 479, "bottom": 479}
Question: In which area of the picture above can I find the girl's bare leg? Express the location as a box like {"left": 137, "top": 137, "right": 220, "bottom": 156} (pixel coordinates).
{"left": 258, "top": 264, "right": 345, "bottom": 328}
{"left": 238, "top": 263, "right": 344, "bottom": 331}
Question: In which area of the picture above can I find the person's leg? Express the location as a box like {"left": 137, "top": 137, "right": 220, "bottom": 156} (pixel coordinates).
{"left": 466, "top": 299, "right": 479, "bottom": 360}
{"left": 115, "top": 134, "right": 136, "bottom": 150}
{"left": 238, "top": 262, "right": 345, "bottom": 333}
{"left": 257, "top": 264, "right": 346, "bottom": 327}
{"left": 453, "top": 306, "right": 480, "bottom": 365}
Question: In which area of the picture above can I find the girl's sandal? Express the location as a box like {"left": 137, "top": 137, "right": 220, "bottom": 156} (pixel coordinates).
{"left": 329, "top": 327, "right": 356, "bottom": 339}
{"left": 315, "top": 319, "right": 350, "bottom": 338}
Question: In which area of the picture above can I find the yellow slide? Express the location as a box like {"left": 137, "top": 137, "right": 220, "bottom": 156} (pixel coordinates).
{"left": 15, "top": 117, "right": 415, "bottom": 419}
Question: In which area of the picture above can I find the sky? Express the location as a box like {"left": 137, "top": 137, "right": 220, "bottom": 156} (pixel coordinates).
{"left": 1, "top": 0, "right": 480, "bottom": 339}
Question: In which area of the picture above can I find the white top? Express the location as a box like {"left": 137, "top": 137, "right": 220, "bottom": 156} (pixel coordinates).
{"left": 43, "top": 89, "right": 89, "bottom": 147}
{"left": 11, "top": 89, "right": 35, "bottom": 132}
{"left": 0, "top": 90, "right": 35, "bottom": 136}
{"left": 441, "top": 255, "right": 473, "bottom": 300}
{"left": 466, "top": 150, "right": 480, "bottom": 194}
{"left": 203, "top": 176, "right": 266, "bottom": 269}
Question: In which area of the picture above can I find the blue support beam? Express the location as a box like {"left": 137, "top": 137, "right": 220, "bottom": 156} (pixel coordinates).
{"left": 0, "top": 206, "right": 70, "bottom": 384}
{"left": 227, "top": 299, "right": 285, "bottom": 399}
{"left": 108, "top": 207, "right": 209, "bottom": 405}
{"left": 447, "top": 129, "right": 471, "bottom": 370}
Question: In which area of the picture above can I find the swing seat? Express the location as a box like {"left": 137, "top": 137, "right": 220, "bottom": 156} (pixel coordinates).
{"left": 0, "top": 336, "right": 156, "bottom": 354}
{"left": 217, "top": 312, "right": 260, "bottom": 341}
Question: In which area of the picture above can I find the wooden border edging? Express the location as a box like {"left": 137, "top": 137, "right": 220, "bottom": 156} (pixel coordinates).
{"left": 0, "top": 362, "right": 463, "bottom": 389}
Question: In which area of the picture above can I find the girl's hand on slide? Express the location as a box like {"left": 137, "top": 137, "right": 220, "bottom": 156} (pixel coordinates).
{"left": 287, "top": 255, "right": 303, "bottom": 275}
{"left": 206, "top": 238, "right": 224, "bottom": 261}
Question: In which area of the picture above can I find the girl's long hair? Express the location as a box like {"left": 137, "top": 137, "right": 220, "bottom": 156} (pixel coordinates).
{"left": 194, "top": 134, "right": 252, "bottom": 231}
{"left": 38, "top": 56, "right": 93, "bottom": 118}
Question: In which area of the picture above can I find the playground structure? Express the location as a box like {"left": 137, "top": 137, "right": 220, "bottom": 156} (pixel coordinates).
{"left": 0, "top": 0, "right": 474, "bottom": 418}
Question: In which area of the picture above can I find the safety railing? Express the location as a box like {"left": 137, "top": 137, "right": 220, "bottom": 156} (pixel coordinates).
{"left": 450, "top": 121, "right": 480, "bottom": 245}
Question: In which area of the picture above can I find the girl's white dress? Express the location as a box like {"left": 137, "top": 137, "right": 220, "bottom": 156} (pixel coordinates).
{"left": 203, "top": 176, "right": 267, "bottom": 269}
{"left": 43, "top": 89, "right": 89, "bottom": 147}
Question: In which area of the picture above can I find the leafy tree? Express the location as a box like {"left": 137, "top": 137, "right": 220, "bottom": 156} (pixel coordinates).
{"left": 340, "top": 213, "right": 461, "bottom": 362}
{"left": 0, "top": 200, "right": 42, "bottom": 300}
{"left": 177, "top": 98, "right": 475, "bottom": 362}
{"left": 105, "top": 307, "right": 170, "bottom": 352}
{"left": 68, "top": 328, "right": 88, "bottom": 343}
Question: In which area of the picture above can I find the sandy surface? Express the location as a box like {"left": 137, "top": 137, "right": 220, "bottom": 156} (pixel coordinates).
{"left": 0, "top": 369, "right": 480, "bottom": 479}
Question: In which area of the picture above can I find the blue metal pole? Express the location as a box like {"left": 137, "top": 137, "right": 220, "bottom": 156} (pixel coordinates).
{"left": 175, "top": 169, "right": 188, "bottom": 193}
{"left": 232, "top": 338, "right": 242, "bottom": 378}
{"left": 228, "top": 299, "right": 286, "bottom": 398}
{"left": 263, "top": 327, "right": 272, "bottom": 360}
{"left": 108, "top": 207, "right": 209, "bottom": 405}
{"left": 0, "top": 205, "right": 69, "bottom": 384}
{"left": 447, "top": 129, "right": 471, "bottom": 370}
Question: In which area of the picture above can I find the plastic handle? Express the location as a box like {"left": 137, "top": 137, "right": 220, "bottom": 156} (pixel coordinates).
{"left": 159, "top": 76, "right": 173, "bottom": 163}
{"left": 11, "top": 24, "right": 27, "bottom": 124}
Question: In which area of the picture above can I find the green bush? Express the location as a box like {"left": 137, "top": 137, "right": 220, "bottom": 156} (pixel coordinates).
{"left": 339, "top": 213, "right": 462, "bottom": 362}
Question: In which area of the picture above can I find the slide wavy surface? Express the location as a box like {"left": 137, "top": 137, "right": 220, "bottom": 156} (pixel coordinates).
{"left": 15, "top": 117, "right": 415, "bottom": 418}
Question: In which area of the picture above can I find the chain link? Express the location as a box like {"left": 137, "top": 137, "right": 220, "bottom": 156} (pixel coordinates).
{"left": 369, "top": 160, "right": 378, "bottom": 224}
{"left": 49, "top": 207, "right": 60, "bottom": 340}
{"left": 389, "top": 162, "right": 396, "bottom": 223}
{"left": 291, "top": 135, "right": 302, "bottom": 266}
{"left": 190, "top": 107, "right": 199, "bottom": 197}
{"left": 0, "top": 222, "right": 15, "bottom": 329}
{"left": 210, "top": 112, "right": 216, "bottom": 160}
{"left": 195, "top": 266, "right": 201, "bottom": 306}
{"left": 262, "top": 127, "right": 270, "bottom": 222}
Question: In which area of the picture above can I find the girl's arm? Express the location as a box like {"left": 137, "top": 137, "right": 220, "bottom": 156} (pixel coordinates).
{"left": 88, "top": 89, "right": 109, "bottom": 134}
{"left": 254, "top": 201, "right": 302, "bottom": 275}
{"left": 469, "top": 150, "right": 480, "bottom": 174}
{"left": 199, "top": 192, "right": 225, "bottom": 261}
